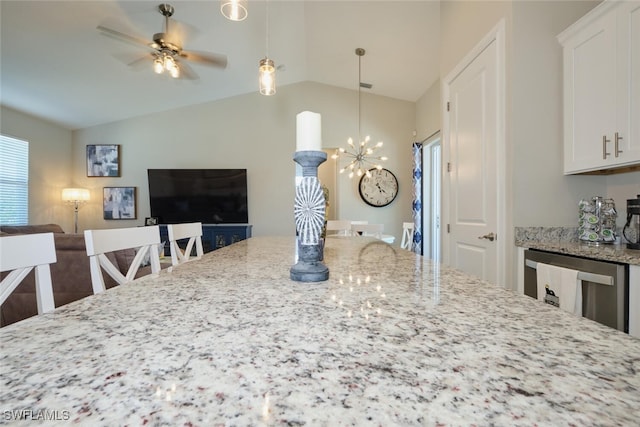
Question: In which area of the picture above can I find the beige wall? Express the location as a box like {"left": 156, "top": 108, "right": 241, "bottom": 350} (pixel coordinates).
{"left": 1, "top": 106, "right": 75, "bottom": 231}
{"left": 71, "top": 81, "right": 416, "bottom": 242}
{"left": 511, "top": 0, "right": 606, "bottom": 227}
{"left": 415, "top": 79, "right": 441, "bottom": 142}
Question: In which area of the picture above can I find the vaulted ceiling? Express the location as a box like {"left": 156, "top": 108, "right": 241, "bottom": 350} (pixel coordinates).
{"left": 0, "top": 1, "right": 440, "bottom": 130}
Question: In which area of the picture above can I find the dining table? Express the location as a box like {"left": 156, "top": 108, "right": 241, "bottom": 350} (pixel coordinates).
{"left": 1, "top": 236, "right": 639, "bottom": 425}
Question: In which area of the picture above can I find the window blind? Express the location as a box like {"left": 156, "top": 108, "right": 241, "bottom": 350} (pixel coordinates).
{"left": 0, "top": 135, "right": 29, "bottom": 225}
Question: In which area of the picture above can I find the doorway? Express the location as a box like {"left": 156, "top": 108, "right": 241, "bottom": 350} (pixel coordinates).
{"left": 422, "top": 133, "right": 441, "bottom": 261}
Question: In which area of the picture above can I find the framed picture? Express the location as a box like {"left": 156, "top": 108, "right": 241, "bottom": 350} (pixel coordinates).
{"left": 103, "top": 187, "right": 136, "bottom": 220}
{"left": 87, "top": 144, "right": 120, "bottom": 177}
{"left": 145, "top": 217, "right": 158, "bottom": 226}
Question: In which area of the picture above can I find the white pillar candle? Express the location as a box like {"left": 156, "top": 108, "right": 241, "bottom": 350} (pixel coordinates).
{"left": 296, "top": 111, "right": 322, "bottom": 152}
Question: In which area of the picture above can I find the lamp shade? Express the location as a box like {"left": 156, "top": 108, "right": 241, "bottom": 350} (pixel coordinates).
{"left": 62, "top": 188, "right": 90, "bottom": 202}
{"left": 220, "top": 0, "right": 247, "bottom": 21}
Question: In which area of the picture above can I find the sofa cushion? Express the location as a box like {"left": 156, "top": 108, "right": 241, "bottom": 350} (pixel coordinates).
{"left": 0, "top": 224, "right": 65, "bottom": 234}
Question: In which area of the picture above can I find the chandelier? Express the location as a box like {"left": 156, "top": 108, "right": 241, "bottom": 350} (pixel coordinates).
{"left": 333, "top": 48, "right": 387, "bottom": 179}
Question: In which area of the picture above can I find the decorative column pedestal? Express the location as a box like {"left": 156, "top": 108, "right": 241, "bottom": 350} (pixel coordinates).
{"left": 290, "top": 150, "right": 329, "bottom": 282}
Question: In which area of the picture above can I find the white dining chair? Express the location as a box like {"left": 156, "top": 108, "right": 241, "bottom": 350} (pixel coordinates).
{"left": 326, "top": 220, "right": 352, "bottom": 236}
{"left": 84, "top": 226, "right": 162, "bottom": 294}
{"left": 351, "top": 223, "right": 384, "bottom": 239}
{"left": 400, "top": 222, "right": 415, "bottom": 250}
{"left": 167, "top": 222, "right": 204, "bottom": 266}
{"left": 0, "top": 232, "right": 56, "bottom": 315}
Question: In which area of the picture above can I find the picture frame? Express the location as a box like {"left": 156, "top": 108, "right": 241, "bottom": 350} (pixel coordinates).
{"left": 145, "top": 216, "right": 158, "bottom": 226}
{"left": 103, "top": 187, "right": 136, "bottom": 220}
{"left": 87, "top": 144, "right": 120, "bottom": 177}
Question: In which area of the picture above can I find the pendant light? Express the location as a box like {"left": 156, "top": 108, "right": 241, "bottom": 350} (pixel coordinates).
{"left": 259, "top": 0, "right": 276, "bottom": 95}
{"left": 333, "top": 48, "right": 387, "bottom": 178}
{"left": 220, "top": 0, "right": 248, "bottom": 21}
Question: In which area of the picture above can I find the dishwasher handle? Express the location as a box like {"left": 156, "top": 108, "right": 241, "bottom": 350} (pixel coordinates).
{"left": 525, "top": 259, "right": 614, "bottom": 286}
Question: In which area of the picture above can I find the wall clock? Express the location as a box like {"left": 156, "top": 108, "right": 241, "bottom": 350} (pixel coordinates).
{"left": 358, "top": 168, "right": 398, "bottom": 207}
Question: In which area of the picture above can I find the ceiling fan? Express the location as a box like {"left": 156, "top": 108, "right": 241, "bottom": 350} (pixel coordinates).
{"left": 97, "top": 3, "right": 227, "bottom": 79}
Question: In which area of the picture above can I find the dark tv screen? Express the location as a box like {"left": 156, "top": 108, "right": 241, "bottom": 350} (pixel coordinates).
{"left": 148, "top": 169, "right": 248, "bottom": 224}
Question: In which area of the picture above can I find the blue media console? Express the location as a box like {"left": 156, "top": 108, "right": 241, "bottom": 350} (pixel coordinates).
{"left": 159, "top": 224, "right": 253, "bottom": 254}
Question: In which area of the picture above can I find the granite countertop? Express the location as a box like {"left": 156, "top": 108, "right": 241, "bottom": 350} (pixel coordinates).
{"left": 515, "top": 226, "right": 640, "bottom": 265}
{"left": 1, "top": 236, "right": 640, "bottom": 425}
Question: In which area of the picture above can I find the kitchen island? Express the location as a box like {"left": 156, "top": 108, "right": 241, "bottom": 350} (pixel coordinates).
{"left": 1, "top": 236, "right": 639, "bottom": 425}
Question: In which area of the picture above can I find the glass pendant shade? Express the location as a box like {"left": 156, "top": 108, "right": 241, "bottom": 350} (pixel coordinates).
{"left": 220, "top": 0, "right": 248, "bottom": 21}
{"left": 259, "top": 58, "right": 276, "bottom": 96}
{"left": 153, "top": 57, "right": 164, "bottom": 74}
{"left": 169, "top": 65, "right": 179, "bottom": 78}
{"left": 164, "top": 55, "right": 176, "bottom": 72}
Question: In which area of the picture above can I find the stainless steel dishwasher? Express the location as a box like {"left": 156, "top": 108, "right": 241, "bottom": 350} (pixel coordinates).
{"left": 524, "top": 249, "right": 629, "bottom": 332}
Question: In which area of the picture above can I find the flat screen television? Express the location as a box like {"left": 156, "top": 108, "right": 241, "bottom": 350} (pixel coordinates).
{"left": 147, "top": 169, "right": 248, "bottom": 224}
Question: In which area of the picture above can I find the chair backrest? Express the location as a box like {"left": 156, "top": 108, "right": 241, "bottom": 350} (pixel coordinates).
{"left": 84, "top": 226, "right": 161, "bottom": 294}
{"left": 351, "top": 223, "right": 383, "bottom": 239}
{"left": 326, "top": 220, "right": 352, "bottom": 236}
{"left": 167, "top": 222, "right": 204, "bottom": 266}
{"left": 0, "top": 233, "right": 56, "bottom": 315}
{"left": 400, "top": 222, "right": 415, "bottom": 250}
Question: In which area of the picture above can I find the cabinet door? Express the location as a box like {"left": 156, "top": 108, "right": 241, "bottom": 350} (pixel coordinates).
{"left": 616, "top": 1, "right": 640, "bottom": 166}
{"left": 563, "top": 10, "right": 617, "bottom": 174}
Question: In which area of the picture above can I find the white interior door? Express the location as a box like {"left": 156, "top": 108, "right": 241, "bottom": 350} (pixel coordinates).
{"left": 444, "top": 23, "right": 505, "bottom": 286}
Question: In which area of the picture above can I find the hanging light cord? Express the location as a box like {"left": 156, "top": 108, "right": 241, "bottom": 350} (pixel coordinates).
{"left": 357, "top": 49, "right": 361, "bottom": 142}
{"left": 265, "top": 0, "right": 270, "bottom": 57}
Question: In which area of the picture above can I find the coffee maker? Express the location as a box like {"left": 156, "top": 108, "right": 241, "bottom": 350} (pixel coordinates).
{"left": 623, "top": 194, "right": 640, "bottom": 249}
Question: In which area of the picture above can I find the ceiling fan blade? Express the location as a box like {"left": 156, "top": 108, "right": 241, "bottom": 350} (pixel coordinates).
{"left": 180, "top": 50, "right": 228, "bottom": 69}
{"left": 176, "top": 61, "right": 199, "bottom": 80}
{"left": 97, "top": 25, "right": 153, "bottom": 51}
{"left": 163, "top": 18, "right": 198, "bottom": 50}
{"left": 108, "top": 52, "right": 154, "bottom": 71}
{"left": 127, "top": 54, "right": 155, "bottom": 70}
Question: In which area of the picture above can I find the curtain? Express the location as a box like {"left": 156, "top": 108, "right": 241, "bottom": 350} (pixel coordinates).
{"left": 411, "top": 142, "right": 423, "bottom": 255}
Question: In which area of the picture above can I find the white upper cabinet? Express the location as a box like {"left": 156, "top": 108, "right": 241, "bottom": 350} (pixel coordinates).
{"left": 559, "top": 0, "right": 640, "bottom": 174}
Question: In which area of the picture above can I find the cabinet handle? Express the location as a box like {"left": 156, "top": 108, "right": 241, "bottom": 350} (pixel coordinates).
{"left": 602, "top": 135, "right": 611, "bottom": 159}
{"left": 615, "top": 132, "right": 623, "bottom": 157}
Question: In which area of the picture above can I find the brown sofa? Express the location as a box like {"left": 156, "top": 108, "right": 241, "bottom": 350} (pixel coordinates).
{"left": 0, "top": 224, "right": 153, "bottom": 327}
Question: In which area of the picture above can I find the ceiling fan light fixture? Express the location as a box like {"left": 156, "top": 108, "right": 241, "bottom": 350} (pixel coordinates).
{"left": 259, "top": 58, "right": 276, "bottom": 96}
{"left": 221, "top": 0, "right": 248, "bottom": 21}
{"left": 98, "top": 3, "right": 228, "bottom": 81}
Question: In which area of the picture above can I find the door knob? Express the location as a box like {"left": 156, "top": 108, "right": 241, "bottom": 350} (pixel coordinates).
{"left": 478, "top": 232, "right": 496, "bottom": 242}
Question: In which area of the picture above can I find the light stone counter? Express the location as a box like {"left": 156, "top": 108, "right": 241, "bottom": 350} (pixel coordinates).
{"left": 515, "top": 226, "right": 640, "bottom": 265}
{"left": 1, "top": 236, "right": 640, "bottom": 425}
